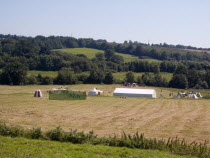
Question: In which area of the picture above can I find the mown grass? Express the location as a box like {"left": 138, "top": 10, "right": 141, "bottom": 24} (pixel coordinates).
{"left": 0, "top": 84, "right": 210, "bottom": 148}
{"left": 53, "top": 48, "right": 161, "bottom": 63}
{"left": 0, "top": 136, "right": 196, "bottom": 158}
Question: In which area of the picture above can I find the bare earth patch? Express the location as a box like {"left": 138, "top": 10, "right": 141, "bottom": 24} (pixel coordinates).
{"left": 183, "top": 49, "right": 210, "bottom": 54}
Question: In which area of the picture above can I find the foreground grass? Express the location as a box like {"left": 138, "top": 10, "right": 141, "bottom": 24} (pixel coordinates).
{"left": 0, "top": 136, "right": 196, "bottom": 158}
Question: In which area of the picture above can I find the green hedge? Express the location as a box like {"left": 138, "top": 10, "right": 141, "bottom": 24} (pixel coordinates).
{"left": 49, "top": 90, "right": 86, "bottom": 100}
{"left": 0, "top": 122, "right": 209, "bottom": 158}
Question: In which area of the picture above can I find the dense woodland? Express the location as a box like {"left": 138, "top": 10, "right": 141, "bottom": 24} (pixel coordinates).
{"left": 0, "top": 34, "right": 210, "bottom": 89}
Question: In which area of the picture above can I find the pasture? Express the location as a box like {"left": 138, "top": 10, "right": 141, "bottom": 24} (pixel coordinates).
{"left": 53, "top": 48, "right": 161, "bottom": 63}
{"left": 0, "top": 84, "right": 210, "bottom": 146}
{"left": 27, "top": 71, "right": 58, "bottom": 78}
{"left": 114, "top": 72, "right": 173, "bottom": 82}
{"left": 27, "top": 71, "right": 173, "bottom": 82}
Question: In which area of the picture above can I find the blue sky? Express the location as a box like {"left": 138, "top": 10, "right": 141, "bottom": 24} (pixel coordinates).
{"left": 1, "top": 0, "right": 210, "bottom": 48}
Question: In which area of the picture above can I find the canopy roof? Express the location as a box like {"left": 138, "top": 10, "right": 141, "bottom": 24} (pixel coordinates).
{"left": 90, "top": 88, "right": 97, "bottom": 92}
{"left": 114, "top": 88, "right": 155, "bottom": 94}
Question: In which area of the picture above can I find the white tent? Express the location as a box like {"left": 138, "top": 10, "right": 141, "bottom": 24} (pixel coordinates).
{"left": 113, "top": 88, "right": 156, "bottom": 98}
{"left": 196, "top": 93, "right": 202, "bottom": 98}
{"left": 34, "top": 89, "right": 43, "bottom": 97}
{"left": 188, "top": 94, "right": 198, "bottom": 99}
{"left": 88, "top": 88, "right": 103, "bottom": 96}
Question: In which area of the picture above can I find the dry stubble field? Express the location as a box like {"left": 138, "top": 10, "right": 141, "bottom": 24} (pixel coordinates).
{"left": 0, "top": 84, "right": 210, "bottom": 145}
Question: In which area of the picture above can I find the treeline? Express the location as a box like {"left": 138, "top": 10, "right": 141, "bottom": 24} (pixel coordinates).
{"left": 151, "top": 42, "right": 210, "bottom": 51}
{"left": 1, "top": 60, "right": 210, "bottom": 90}
{"left": 0, "top": 34, "right": 210, "bottom": 89}
{"left": 0, "top": 34, "right": 210, "bottom": 62}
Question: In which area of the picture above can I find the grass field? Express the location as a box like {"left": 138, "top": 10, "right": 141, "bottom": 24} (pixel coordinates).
{"left": 183, "top": 49, "right": 210, "bottom": 54}
{"left": 27, "top": 71, "right": 58, "bottom": 78}
{"left": 0, "top": 136, "right": 196, "bottom": 158}
{"left": 0, "top": 84, "right": 210, "bottom": 147}
{"left": 113, "top": 72, "right": 173, "bottom": 82}
{"left": 27, "top": 71, "right": 173, "bottom": 82}
{"left": 53, "top": 48, "right": 161, "bottom": 63}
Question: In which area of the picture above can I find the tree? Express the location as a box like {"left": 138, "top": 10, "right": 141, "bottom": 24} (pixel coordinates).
{"left": 194, "top": 80, "right": 208, "bottom": 89}
{"left": 153, "top": 74, "right": 168, "bottom": 87}
{"left": 13, "top": 40, "right": 39, "bottom": 58}
{"left": 0, "top": 61, "right": 28, "bottom": 85}
{"left": 135, "top": 45, "right": 144, "bottom": 57}
{"left": 206, "top": 70, "right": 210, "bottom": 87}
{"left": 39, "top": 46, "right": 51, "bottom": 54}
{"left": 1, "top": 39, "right": 16, "bottom": 54}
{"left": 126, "top": 71, "right": 135, "bottom": 83}
{"left": 137, "top": 76, "right": 143, "bottom": 85}
{"left": 104, "top": 72, "right": 114, "bottom": 84}
{"left": 187, "top": 69, "right": 199, "bottom": 88}
{"left": 54, "top": 67, "right": 77, "bottom": 85}
{"left": 104, "top": 49, "right": 115, "bottom": 61}
{"left": 86, "top": 68, "right": 105, "bottom": 84}
{"left": 152, "top": 64, "right": 160, "bottom": 74}
{"left": 95, "top": 52, "right": 105, "bottom": 61}
{"left": 169, "top": 74, "right": 188, "bottom": 89}
{"left": 174, "top": 64, "right": 188, "bottom": 75}
{"left": 110, "top": 55, "right": 124, "bottom": 64}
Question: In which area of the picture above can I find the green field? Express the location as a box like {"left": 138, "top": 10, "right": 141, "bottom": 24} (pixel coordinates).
{"left": 27, "top": 70, "right": 173, "bottom": 82}
{"left": 113, "top": 72, "right": 173, "bottom": 82}
{"left": 0, "top": 136, "right": 195, "bottom": 158}
{"left": 27, "top": 71, "right": 58, "bottom": 78}
{"left": 53, "top": 48, "right": 161, "bottom": 63}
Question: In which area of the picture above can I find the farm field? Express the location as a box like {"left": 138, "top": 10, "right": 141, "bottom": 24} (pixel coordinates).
{"left": 182, "top": 49, "right": 210, "bottom": 54}
{"left": 53, "top": 48, "right": 161, "bottom": 63}
{"left": 27, "top": 70, "right": 173, "bottom": 81}
{"left": 0, "top": 136, "right": 195, "bottom": 158}
{"left": 113, "top": 72, "right": 173, "bottom": 82}
{"left": 27, "top": 71, "right": 58, "bottom": 78}
{"left": 0, "top": 84, "right": 210, "bottom": 146}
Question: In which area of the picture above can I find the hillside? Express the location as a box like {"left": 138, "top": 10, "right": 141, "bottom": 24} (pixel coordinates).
{"left": 53, "top": 48, "right": 161, "bottom": 63}
{"left": 0, "top": 136, "right": 196, "bottom": 158}
{"left": 27, "top": 71, "right": 173, "bottom": 81}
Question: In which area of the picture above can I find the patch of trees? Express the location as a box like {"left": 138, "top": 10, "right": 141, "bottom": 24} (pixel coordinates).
{"left": 168, "top": 65, "right": 209, "bottom": 89}
{"left": 1, "top": 34, "right": 210, "bottom": 63}
{"left": 0, "top": 34, "right": 210, "bottom": 89}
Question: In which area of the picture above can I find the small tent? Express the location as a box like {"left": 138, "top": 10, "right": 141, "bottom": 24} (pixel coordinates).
{"left": 88, "top": 88, "right": 98, "bottom": 96}
{"left": 34, "top": 89, "right": 43, "bottom": 97}
{"left": 196, "top": 93, "right": 202, "bottom": 98}
{"left": 188, "top": 94, "right": 198, "bottom": 99}
{"left": 88, "top": 88, "right": 103, "bottom": 96}
{"left": 113, "top": 88, "right": 156, "bottom": 98}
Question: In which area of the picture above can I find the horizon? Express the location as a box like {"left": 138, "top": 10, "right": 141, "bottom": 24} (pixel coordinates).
{"left": 1, "top": 0, "right": 210, "bottom": 48}
{"left": 1, "top": 33, "right": 210, "bottom": 49}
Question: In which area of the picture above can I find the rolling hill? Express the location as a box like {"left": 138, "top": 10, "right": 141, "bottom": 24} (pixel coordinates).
{"left": 52, "top": 48, "right": 161, "bottom": 63}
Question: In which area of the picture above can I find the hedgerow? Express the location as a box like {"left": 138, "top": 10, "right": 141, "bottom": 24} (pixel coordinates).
{"left": 0, "top": 121, "right": 209, "bottom": 158}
